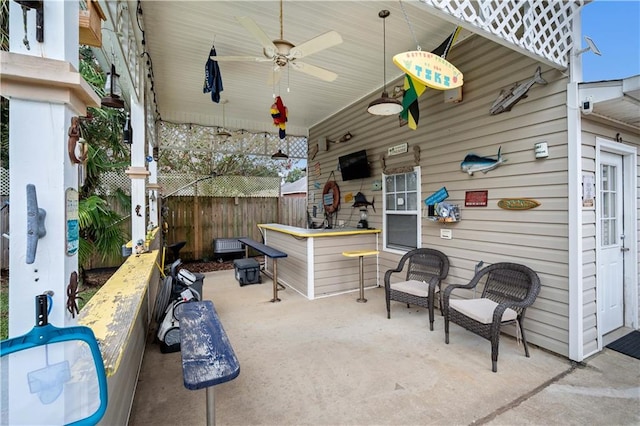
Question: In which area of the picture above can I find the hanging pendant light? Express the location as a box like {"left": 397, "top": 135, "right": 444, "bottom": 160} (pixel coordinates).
{"left": 271, "top": 149, "right": 289, "bottom": 159}
{"left": 367, "top": 10, "right": 403, "bottom": 116}
{"left": 101, "top": 64, "right": 125, "bottom": 109}
{"left": 216, "top": 100, "right": 232, "bottom": 137}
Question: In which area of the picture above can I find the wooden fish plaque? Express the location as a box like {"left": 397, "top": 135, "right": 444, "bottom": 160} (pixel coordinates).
{"left": 498, "top": 198, "right": 541, "bottom": 210}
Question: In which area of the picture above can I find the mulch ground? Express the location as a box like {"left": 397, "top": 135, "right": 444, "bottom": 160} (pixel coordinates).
{"left": 83, "top": 258, "right": 246, "bottom": 287}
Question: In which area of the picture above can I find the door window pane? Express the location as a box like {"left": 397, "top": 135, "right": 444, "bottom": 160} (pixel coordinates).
{"left": 600, "top": 163, "right": 617, "bottom": 246}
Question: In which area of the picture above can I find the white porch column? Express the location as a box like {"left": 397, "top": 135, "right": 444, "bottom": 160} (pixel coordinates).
{"left": 4, "top": 1, "right": 98, "bottom": 335}
{"left": 2, "top": 2, "right": 99, "bottom": 424}
{"left": 566, "top": 10, "right": 584, "bottom": 362}
{"left": 125, "top": 64, "right": 148, "bottom": 251}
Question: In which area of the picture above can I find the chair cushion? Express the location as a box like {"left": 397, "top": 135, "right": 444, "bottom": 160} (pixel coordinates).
{"left": 390, "top": 280, "right": 438, "bottom": 298}
{"left": 449, "top": 298, "right": 517, "bottom": 324}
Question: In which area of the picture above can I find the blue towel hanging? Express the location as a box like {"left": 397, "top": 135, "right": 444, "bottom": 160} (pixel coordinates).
{"left": 203, "top": 46, "right": 223, "bottom": 103}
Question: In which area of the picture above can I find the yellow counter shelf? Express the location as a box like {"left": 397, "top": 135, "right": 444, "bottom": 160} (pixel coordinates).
{"left": 258, "top": 223, "right": 381, "bottom": 238}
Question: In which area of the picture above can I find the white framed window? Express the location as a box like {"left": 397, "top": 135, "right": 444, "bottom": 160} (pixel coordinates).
{"left": 382, "top": 167, "right": 421, "bottom": 253}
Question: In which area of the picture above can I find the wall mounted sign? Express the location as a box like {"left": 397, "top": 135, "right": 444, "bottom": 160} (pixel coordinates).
{"left": 424, "top": 187, "right": 449, "bottom": 206}
{"left": 497, "top": 198, "right": 541, "bottom": 210}
{"left": 387, "top": 143, "right": 408, "bottom": 156}
{"left": 65, "top": 188, "right": 79, "bottom": 256}
{"left": 393, "top": 51, "right": 463, "bottom": 90}
{"left": 344, "top": 192, "right": 354, "bottom": 203}
{"left": 465, "top": 190, "right": 488, "bottom": 207}
{"left": 582, "top": 172, "right": 595, "bottom": 208}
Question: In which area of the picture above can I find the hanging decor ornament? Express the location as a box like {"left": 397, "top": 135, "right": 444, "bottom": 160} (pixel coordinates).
{"left": 270, "top": 96, "right": 288, "bottom": 139}
{"left": 393, "top": 0, "right": 463, "bottom": 91}
{"left": 393, "top": 51, "right": 463, "bottom": 91}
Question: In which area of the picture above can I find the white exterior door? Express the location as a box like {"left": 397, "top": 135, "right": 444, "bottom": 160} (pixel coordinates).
{"left": 598, "top": 151, "right": 625, "bottom": 334}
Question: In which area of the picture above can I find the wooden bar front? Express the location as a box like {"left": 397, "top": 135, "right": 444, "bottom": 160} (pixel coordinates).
{"left": 258, "top": 224, "right": 381, "bottom": 300}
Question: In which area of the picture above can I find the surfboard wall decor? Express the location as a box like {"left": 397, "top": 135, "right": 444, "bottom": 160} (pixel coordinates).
{"left": 497, "top": 198, "right": 541, "bottom": 210}
{"left": 393, "top": 51, "right": 463, "bottom": 90}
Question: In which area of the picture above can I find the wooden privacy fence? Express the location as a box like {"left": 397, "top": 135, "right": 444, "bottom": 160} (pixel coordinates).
{"left": 162, "top": 195, "right": 306, "bottom": 261}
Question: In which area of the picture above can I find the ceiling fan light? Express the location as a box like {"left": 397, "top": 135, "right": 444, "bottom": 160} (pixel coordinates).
{"left": 367, "top": 92, "right": 403, "bottom": 116}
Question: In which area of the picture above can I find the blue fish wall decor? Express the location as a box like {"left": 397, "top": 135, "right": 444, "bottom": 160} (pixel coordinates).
{"left": 461, "top": 147, "right": 507, "bottom": 176}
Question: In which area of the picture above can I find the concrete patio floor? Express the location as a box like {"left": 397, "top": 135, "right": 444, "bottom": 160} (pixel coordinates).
{"left": 129, "top": 270, "right": 640, "bottom": 426}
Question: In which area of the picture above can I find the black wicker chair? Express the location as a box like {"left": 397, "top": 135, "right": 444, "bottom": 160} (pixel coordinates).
{"left": 443, "top": 262, "right": 541, "bottom": 372}
{"left": 384, "top": 248, "right": 450, "bottom": 331}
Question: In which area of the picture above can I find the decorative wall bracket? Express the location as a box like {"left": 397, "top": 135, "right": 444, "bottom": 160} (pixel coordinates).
{"left": 26, "top": 184, "right": 46, "bottom": 264}
{"left": 14, "top": 0, "right": 44, "bottom": 46}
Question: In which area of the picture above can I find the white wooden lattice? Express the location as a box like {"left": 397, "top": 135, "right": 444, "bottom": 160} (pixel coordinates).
{"left": 158, "top": 121, "right": 307, "bottom": 159}
{"left": 94, "top": 172, "right": 280, "bottom": 198}
{"left": 0, "top": 168, "right": 8, "bottom": 196}
{"left": 160, "top": 175, "right": 280, "bottom": 198}
{"left": 422, "top": 0, "right": 585, "bottom": 68}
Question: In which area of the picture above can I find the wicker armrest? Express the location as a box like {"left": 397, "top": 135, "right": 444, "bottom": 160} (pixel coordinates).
{"left": 383, "top": 255, "right": 411, "bottom": 288}
{"left": 383, "top": 268, "right": 400, "bottom": 289}
{"left": 443, "top": 281, "right": 475, "bottom": 300}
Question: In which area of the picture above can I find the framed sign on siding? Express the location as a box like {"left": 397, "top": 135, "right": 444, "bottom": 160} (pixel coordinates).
{"left": 465, "top": 190, "right": 488, "bottom": 207}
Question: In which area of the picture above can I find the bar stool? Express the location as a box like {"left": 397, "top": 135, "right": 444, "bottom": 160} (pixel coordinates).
{"left": 342, "top": 249, "right": 379, "bottom": 302}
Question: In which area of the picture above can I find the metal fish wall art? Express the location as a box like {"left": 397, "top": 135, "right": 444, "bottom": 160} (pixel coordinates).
{"left": 351, "top": 192, "right": 375, "bottom": 212}
{"left": 489, "top": 66, "right": 547, "bottom": 115}
{"left": 460, "top": 147, "right": 507, "bottom": 176}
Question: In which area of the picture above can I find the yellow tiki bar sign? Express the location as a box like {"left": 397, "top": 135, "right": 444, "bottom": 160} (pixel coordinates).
{"left": 393, "top": 51, "right": 463, "bottom": 90}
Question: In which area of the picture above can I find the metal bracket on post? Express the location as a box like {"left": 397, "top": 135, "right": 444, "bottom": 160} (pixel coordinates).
{"left": 14, "top": 1, "right": 44, "bottom": 44}
{"left": 26, "top": 184, "right": 47, "bottom": 264}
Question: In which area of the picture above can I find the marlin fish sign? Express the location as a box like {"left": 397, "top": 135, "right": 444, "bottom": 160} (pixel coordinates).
{"left": 461, "top": 147, "right": 506, "bottom": 176}
{"left": 490, "top": 66, "right": 547, "bottom": 115}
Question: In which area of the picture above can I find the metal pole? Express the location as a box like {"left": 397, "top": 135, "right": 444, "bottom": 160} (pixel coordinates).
{"left": 357, "top": 256, "right": 367, "bottom": 303}
{"left": 206, "top": 387, "right": 215, "bottom": 426}
{"left": 271, "top": 259, "right": 281, "bottom": 302}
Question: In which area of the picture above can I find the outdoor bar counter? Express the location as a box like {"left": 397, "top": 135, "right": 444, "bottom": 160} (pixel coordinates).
{"left": 258, "top": 223, "right": 381, "bottom": 299}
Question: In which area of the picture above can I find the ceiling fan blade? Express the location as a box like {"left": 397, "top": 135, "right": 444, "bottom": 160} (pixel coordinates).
{"left": 290, "top": 61, "right": 338, "bottom": 82}
{"left": 236, "top": 16, "right": 278, "bottom": 57}
{"left": 288, "top": 31, "right": 343, "bottom": 59}
{"left": 212, "top": 56, "right": 272, "bottom": 62}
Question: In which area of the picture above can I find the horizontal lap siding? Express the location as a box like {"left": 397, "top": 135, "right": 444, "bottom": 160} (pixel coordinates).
{"left": 313, "top": 235, "right": 378, "bottom": 297}
{"left": 310, "top": 36, "right": 571, "bottom": 356}
{"left": 263, "top": 230, "right": 308, "bottom": 296}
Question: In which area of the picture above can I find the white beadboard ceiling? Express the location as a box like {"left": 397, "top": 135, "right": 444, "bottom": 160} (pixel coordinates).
{"left": 140, "top": 0, "right": 462, "bottom": 136}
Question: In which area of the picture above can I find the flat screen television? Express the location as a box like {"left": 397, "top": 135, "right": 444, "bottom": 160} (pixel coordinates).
{"left": 338, "top": 150, "right": 370, "bottom": 181}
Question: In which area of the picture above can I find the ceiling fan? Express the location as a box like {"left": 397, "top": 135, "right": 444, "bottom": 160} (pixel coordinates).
{"left": 212, "top": 1, "right": 343, "bottom": 83}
